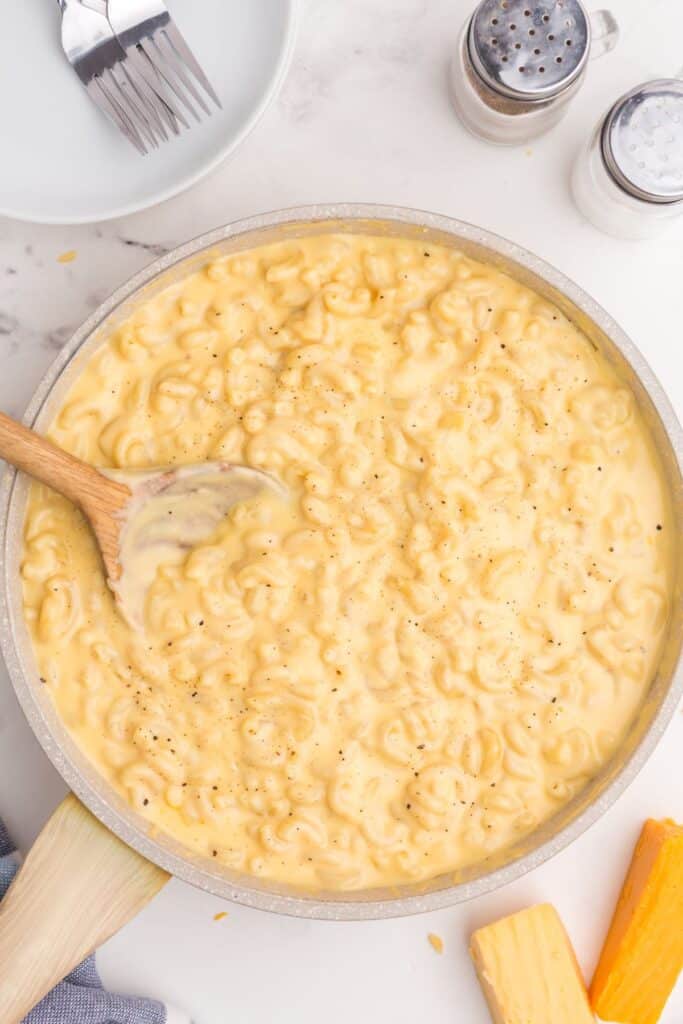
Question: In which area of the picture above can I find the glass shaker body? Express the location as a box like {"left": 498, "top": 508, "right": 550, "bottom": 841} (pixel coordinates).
{"left": 571, "top": 81, "right": 683, "bottom": 240}
{"left": 449, "top": 0, "right": 618, "bottom": 147}
{"left": 449, "top": 21, "right": 583, "bottom": 145}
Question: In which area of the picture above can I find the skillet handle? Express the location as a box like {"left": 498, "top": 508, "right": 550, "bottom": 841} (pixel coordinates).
{"left": 0, "top": 794, "right": 169, "bottom": 1024}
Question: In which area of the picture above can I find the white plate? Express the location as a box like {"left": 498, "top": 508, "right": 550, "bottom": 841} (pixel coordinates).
{"left": 0, "top": 0, "right": 297, "bottom": 225}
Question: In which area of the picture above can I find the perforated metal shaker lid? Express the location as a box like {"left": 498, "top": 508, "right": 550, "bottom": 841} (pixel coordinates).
{"left": 601, "top": 80, "right": 683, "bottom": 204}
{"left": 469, "top": 0, "right": 590, "bottom": 101}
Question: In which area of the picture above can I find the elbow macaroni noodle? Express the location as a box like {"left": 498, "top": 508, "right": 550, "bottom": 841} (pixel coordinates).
{"left": 21, "top": 234, "right": 673, "bottom": 890}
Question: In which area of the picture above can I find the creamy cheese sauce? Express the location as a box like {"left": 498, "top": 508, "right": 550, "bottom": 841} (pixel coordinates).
{"left": 21, "top": 234, "right": 674, "bottom": 890}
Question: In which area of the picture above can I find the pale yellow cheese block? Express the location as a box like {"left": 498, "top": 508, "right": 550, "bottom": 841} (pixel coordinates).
{"left": 470, "top": 903, "right": 595, "bottom": 1024}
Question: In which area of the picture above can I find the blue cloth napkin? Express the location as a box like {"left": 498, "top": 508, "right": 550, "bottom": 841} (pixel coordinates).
{"left": 0, "top": 817, "right": 190, "bottom": 1024}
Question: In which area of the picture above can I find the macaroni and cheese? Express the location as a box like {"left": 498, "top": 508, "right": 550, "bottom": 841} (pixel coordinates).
{"left": 21, "top": 234, "right": 673, "bottom": 890}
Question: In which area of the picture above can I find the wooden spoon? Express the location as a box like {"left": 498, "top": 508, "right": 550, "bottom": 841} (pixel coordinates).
{"left": 0, "top": 410, "right": 283, "bottom": 624}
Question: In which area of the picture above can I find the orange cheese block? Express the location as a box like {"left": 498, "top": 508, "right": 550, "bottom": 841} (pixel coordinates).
{"left": 590, "top": 817, "right": 683, "bottom": 1024}
{"left": 470, "top": 903, "right": 595, "bottom": 1024}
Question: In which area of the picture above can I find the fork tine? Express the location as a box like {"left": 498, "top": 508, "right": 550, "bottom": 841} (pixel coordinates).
{"left": 146, "top": 37, "right": 200, "bottom": 122}
{"left": 162, "top": 20, "right": 222, "bottom": 109}
{"left": 129, "top": 51, "right": 182, "bottom": 135}
{"left": 152, "top": 31, "right": 209, "bottom": 118}
{"left": 146, "top": 34, "right": 202, "bottom": 122}
{"left": 122, "top": 60, "right": 171, "bottom": 141}
{"left": 100, "top": 73, "right": 155, "bottom": 152}
{"left": 106, "top": 65, "right": 159, "bottom": 148}
{"left": 112, "top": 62, "right": 163, "bottom": 148}
{"left": 127, "top": 43, "right": 188, "bottom": 132}
{"left": 88, "top": 78, "right": 148, "bottom": 155}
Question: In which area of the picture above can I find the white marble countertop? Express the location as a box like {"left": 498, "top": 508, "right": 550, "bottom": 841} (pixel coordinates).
{"left": 1, "top": 1, "right": 682, "bottom": 1021}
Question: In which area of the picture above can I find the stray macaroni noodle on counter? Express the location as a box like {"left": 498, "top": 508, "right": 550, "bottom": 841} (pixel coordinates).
{"left": 21, "top": 234, "right": 673, "bottom": 891}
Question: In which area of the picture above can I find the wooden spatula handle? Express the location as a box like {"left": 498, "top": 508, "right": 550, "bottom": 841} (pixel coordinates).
{"left": 0, "top": 411, "right": 125, "bottom": 513}
{"left": 0, "top": 795, "right": 169, "bottom": 1024}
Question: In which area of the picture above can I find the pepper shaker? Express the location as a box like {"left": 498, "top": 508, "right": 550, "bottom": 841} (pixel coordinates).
{"left": 571, "top": 80, "right": 683, "bottom": 240}
{"left": 450, "top": 0, "right": 619, "bottom": 146}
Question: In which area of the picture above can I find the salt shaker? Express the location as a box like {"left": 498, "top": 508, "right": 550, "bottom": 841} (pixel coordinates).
{"left": 571, "top": 80, "right": 683, "bottom": 240}
{"left": 450, "top": 0, "right": 619, "bottom": 146}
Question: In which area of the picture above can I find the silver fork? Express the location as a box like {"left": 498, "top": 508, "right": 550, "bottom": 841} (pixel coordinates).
{"left": 57, "top": 0, "right": 177, "bottom": 154}
{"left": 107, "top": 0, "right": 222, "bottom": 127}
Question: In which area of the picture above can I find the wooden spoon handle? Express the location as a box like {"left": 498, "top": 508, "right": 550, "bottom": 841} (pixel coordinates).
{"left": 0, "top": 411, "right": 127, "bottom": 514}
{"left": 0, "top": 795, "right": 169, "bottom": 1024}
